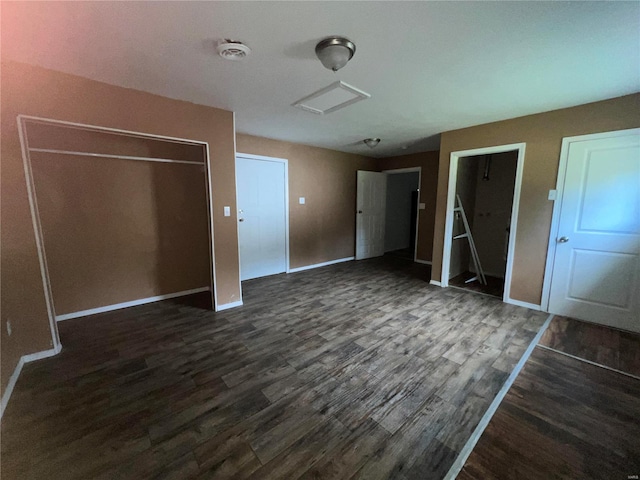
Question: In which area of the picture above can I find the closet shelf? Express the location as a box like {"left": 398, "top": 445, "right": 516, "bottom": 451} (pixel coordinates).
{"left": 27, "top": 148, "right": 205, "bottom": 166}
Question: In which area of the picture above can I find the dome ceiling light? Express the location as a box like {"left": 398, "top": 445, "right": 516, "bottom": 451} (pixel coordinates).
{"left": 364, "top": 138, "right": 381, "bottom": 148}
{"left": 315, "top": 36, "right": 356, "bottom": 72}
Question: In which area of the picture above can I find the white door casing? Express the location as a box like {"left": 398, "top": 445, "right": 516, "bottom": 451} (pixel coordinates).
{"left": 236, "top": 154, "right": 288, "bottom": 281}
{"left": 546, "top": 129, "right": 640, "bottom": 333}
{"left": 441, "top": 143, "right": 526, "bottom": 306}
{"left": 356, "top": 170, "right": 387, "bottom": 260}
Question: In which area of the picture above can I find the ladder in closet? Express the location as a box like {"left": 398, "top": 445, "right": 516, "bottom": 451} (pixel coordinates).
{"left": 453, "top": 194, "right": 487, "bottom": 285}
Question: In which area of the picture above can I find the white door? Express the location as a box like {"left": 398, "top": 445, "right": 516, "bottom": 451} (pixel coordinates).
{"left": 356, "top": 170, "right": 387, "bottom": 260}
{"left": 236, "top": 156, "right": 288, "bottom": 281}
{"left": 548, "top": 129, "right": 640, "bottom": 333}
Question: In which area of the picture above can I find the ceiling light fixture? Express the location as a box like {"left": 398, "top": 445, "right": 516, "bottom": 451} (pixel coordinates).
{"left": 315, "top": 36, "right": 356, "bottom": 72}
{"left": 364, "top": 138, "right": 381, "bottom": 148}
{"left": 217, "top": 39, "right": 251, "bottom": 60}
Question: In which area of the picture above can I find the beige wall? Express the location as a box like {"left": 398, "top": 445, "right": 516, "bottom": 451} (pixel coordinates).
{"left": 31, "top": 151, "right": 210, "bottom": 315}
{"left": 1, "top": 61, "right": 239, "bottom": 395}
{"left": 433, "top": 94, "right": 640, "bottom": 305}
{"left": 236, "top": 134, "right": 378, "bottom": 269}
{"left": 377, "top": 151, "right": 440, "bottom": 262}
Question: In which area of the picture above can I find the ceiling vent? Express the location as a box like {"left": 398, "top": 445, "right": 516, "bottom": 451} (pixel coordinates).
{"left": 292, "top": 81, "right": 370, "bottom": 115}
{"left": 217, "top": 40, "right": 251, "bottom": 60}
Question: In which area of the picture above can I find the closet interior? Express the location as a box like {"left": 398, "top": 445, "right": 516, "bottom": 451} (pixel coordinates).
{"left": 448, "top": 150, "right": 518, "bottom": 298}
{"left": 21, "top": 118, "right": 215, "bottom": 322}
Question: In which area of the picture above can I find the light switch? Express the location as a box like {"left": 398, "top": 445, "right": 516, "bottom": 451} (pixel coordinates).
{"left": 299, "top": 197, "right": 306, "bottom": 205}
{"left": 548, "top": 189, "right": 557, "bottom": 201}
{"left": 224, "top": 206, "right": 231, "bottom": 216}
{"left": 419, "top": 203, "right": 426, "bottom": 210}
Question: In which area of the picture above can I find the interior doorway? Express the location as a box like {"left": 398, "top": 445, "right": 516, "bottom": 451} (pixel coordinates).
{"left": 442, "top": 144, "right": 525, "bottom": 303}
{"left": 383, "top": 168, "right": 421, "bottom": 262}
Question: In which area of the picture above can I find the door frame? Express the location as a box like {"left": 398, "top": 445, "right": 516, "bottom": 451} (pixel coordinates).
{"left": 441, "top": 143, "right": 526, "bottom": 305}
{"left": 235, "top": 152, "right": 290, "bottom": 278}
{"left": 381, "top": 167, "right": 423, "bottom": 263}
{"left": 541, "top": 128, "right": 640, "bottom": 312}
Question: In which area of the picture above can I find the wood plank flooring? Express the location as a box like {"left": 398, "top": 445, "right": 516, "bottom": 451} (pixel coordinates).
{"left": 1, "top": 256, "right": 547, "bottom": 480}
{"left": 460, "top": 346, "right": 640, "bottom": 480}
{"left": 539, "top": 316, "right": 640, "bottom": 377}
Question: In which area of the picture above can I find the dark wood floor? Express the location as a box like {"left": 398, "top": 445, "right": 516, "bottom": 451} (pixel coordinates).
{"left": 539, "top": 316, "right": 640, "bottom": 377}
{"left": 1, "top": 256, "right": 547, "bottom": 480}
{"left": 460, "top": 346, "right": 640, "bottom": 480}
{"left": 460, "top": 316, "right": 640, "bottom": 479}
{"left": 449, "top": 271, "right": 504, "bottom": 299}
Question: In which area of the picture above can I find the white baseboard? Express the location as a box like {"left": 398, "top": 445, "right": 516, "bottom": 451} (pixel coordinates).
{"left": 429, "top": 279, "right": 442, "bottom": 287}
{"left": 414, "top": 259, "right": 432, "bottom": 265}
{"left": 56, "top": 287, "right": 210, "bottom": 321}
{"left": 1, "top": 345, "right": 62, "bottom": 419}
{"left": 23, "top": 344, "right": 62, "bottom": 362}
{"left": 506, "top": 298, "right": 542, "bottom": 311}
{"left": 1, "top": 359, "right": 24, "bottom": 419}
{"left": 216, "top": 300, "right": 243, "bottom": 312}
{"left": 443, "top": 313, "right": 554, "bottom": 480}
{"left": 288, "top": 256, "right": 355, "bottom": 273}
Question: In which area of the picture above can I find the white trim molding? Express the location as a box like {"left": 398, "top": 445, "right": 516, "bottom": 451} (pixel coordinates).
{"left": 429, "top": 279, "right": 442, "bottom": 287}
{"left": 17, "top": 117, "right": 62, "bottom": 351}
{"left": 443, "top": 313, "right": 554, "bottom": 480}
{"left": 56, "top": 287, "right": 210, "bottom": 321}
{"left": 0, "top": 361, "right": 24, "bottom": 419}
{"left": 1, "top": 345, "right": 61, "bottom": 419}
{"left": 440, "top": 143, "right": 526, "bottom": 308}
{"left": 505, "top": 298, "right": 542, "bottom": 311}
{"left": 288, "top": 257, "right": 355, "bottom": 273}
{"left": 216, "top": 300, "right": 244, "bottom": 311}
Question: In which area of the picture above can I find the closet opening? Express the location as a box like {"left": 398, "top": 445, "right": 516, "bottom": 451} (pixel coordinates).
{"left": 18, "top": 116, "right": 217, "bottom": 348}
{"left": 441, "top": 144, "right": 525, "bottom": 303}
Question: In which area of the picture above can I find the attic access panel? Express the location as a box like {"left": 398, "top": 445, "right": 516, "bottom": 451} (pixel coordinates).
{"left": 292, "top": 81, "right": 371, "bottom": 115}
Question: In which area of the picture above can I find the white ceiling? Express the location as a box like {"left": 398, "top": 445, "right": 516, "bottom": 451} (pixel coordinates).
{"left": 2, "top": 1, "right": 639, "bottom": 158}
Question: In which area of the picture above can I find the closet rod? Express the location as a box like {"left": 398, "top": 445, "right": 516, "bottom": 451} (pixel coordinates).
{"left": 28, "top": 148, "right": 205, "bottom": 166}
{"left": 22, "top": 115, "right": 205, "bottom": 147}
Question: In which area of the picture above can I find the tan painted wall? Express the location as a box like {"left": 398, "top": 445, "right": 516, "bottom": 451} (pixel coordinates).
{"left": 432, "top": 93, "right": 640, "bottom": 305}
{"left": 236, "top": 134, "right": 378, "bottom": 269}
{"left": 377, "top": 151, "right": 440, "bottom": 262}
{"left": 1, "top": 61, "right": 239, "bottom": 396}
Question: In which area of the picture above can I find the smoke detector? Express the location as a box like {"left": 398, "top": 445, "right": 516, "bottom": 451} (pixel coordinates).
{"left": 216, "top": 40, "right": 251, "bottom": 60}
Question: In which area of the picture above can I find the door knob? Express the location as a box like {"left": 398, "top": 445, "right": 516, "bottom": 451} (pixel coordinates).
{"left": 239, "top": 218, "right": 244, "bottom": 222}
{"left": 358, "top": 210, "right": 363, "bottom": 214}
{"left": 557, "top": 236, "right": 569, "bottom": 243}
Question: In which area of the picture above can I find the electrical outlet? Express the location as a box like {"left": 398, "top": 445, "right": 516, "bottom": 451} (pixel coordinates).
{"left": 6, "top": 321, "right": 12, "bottom": 336}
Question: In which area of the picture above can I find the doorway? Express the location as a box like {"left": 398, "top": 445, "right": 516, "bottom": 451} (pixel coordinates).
{"left": 442, "top": 143, "right": 525, "bottom": 303}
{"left": 542, "top": 129, "right": 640, "bottom": 333}
{"left": 383, "top": 168, "right": 421, "bottom": 262}
{"left": 236, "top": 153, "right": 289, "bottom": 281}
{"left": 18, "top": 115, "right": 217, "bottom": 347}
